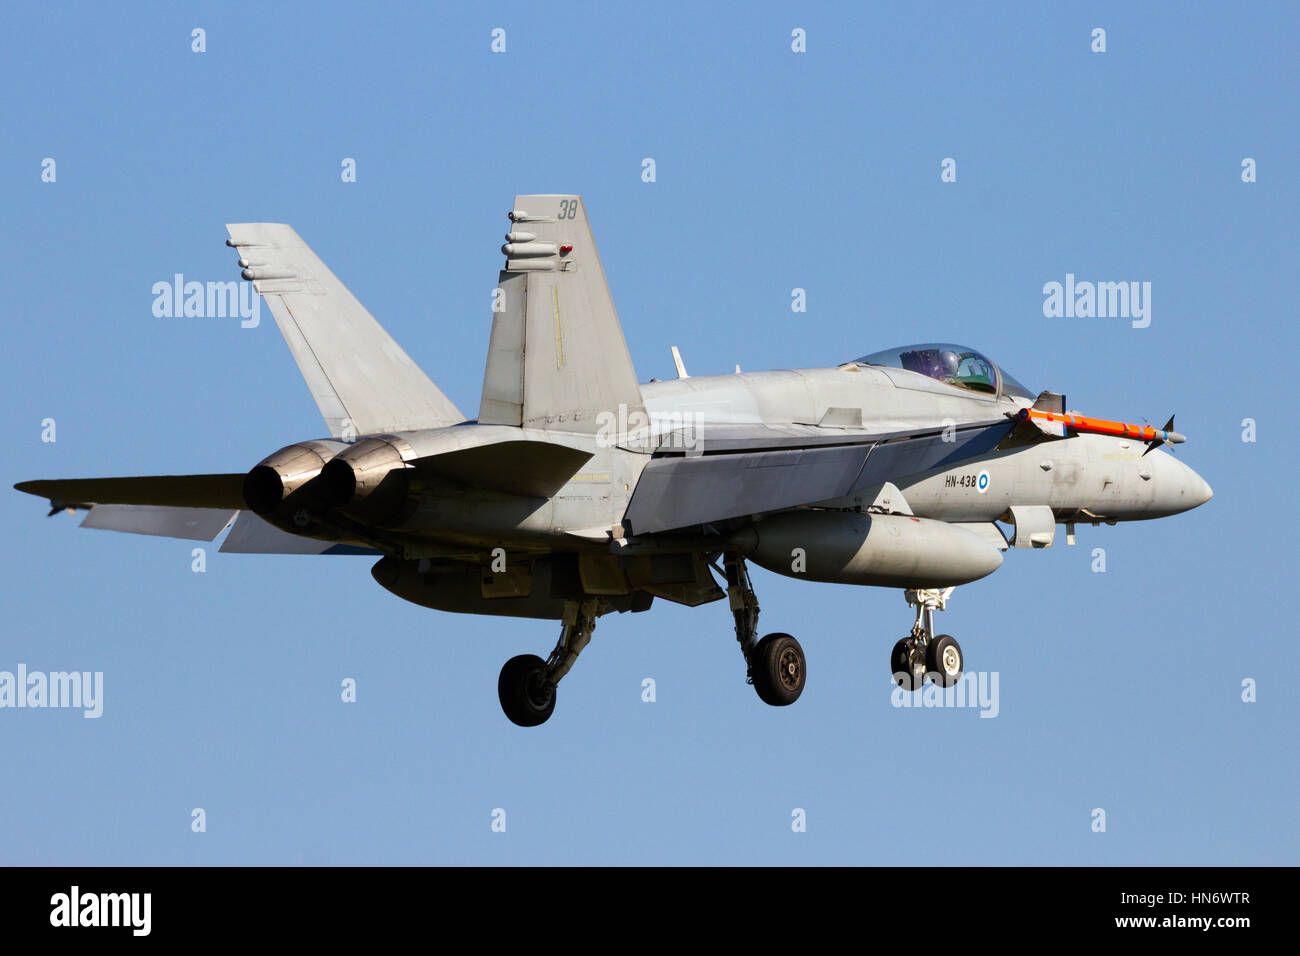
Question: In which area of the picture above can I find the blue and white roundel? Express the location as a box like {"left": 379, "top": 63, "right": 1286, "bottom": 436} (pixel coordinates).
{"left": 976, "top": 470, "right": 990, "bottom": 494}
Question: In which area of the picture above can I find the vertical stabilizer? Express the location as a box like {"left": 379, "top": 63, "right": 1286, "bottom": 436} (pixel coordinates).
{"left": 478, "top": 196, "right": 644, "bottom": 434}
{"left": 226, "top": 223, "right": 464, "bottom": 436}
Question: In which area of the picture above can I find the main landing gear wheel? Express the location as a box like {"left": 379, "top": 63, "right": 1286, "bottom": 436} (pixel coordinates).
{"left": 722, "top": 553, "right": 807, "bottom": 709}
{"left": 498, "top": 654, "right": 555, "bottom": 727}
{"left": 926, "top": 634, "right": 963, "bottom": 687}
{"left": 497, "top": 597, "right": 602, "bottom": 727}
{"left": 751, "top": 633, "right": 806, "bottom": 706}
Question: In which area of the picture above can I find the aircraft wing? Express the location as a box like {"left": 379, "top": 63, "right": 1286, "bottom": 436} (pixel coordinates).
{"left": 623, "top": 417, "right": 1015, "bottom": 535}
{"left": 15, "top": 474, "right": 246, "bottom": 510}
{"left": 14, "top": 475, "right": 384, "bottom": 551}
{"left": 14, "top": 474, "right": 244, "bottom": 541}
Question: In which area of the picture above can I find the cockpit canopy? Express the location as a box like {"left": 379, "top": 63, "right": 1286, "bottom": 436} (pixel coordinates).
{"left": 850, "top": 343, "right": 1033, "bottom": 400}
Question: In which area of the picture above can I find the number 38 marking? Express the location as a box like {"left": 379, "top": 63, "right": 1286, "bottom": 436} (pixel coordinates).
{"left": 557, "top": 199, "right": 578, "bottom": 219}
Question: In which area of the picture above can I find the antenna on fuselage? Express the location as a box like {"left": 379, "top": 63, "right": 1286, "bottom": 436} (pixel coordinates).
{"left": 670, "top": 346, "right": 689, "bottom": 379}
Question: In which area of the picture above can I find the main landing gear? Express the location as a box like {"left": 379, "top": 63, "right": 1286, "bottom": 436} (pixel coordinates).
{"left": 723, "top": 553, "right": 806, "bottom": 706}
{"left": 499, "top": 554, "right": 808, "bottom": 726}
{"left": 498, "top": 564, "right": 966, "bottom": 723}
{"left": 498, "top": 597, "right": 601, "bottom": 727}
{"left": 891, "top": 587, "right": 964, "bottom": 691}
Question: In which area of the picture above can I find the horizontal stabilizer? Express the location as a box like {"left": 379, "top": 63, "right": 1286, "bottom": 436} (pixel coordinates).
{"left": 15, "top": 474, "right": 247, "bottom": 510}
{"left": 219, "top": 512, "right": 380, "bottom": 554}
{"left": 81, "top": 505, "right": 236, "bottom": 541}
{"left": 226, "top": 223, "right": 464, "bottom": 436}
{"left": 413, "top": 440, "right": 593, "bottom": 499}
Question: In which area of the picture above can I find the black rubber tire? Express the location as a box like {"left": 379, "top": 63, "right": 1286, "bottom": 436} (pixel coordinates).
{"left": 926, "top": 634, "right": 963, "bottom": 688}
{"left": 751, "top": 633, "right": 806, "bottom": 706}
{"left": 498, "top": 654, "right": 555, "bottom": 727}
{"left": 892, "top": 638, "right": 924, "bottom": 691}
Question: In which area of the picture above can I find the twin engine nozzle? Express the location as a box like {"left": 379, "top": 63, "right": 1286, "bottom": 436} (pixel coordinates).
{"left": 242, "top": 441, "right": 336, "bottom": 515}
{"left": 243, "top": 437, "right": 414, "bottom": 526}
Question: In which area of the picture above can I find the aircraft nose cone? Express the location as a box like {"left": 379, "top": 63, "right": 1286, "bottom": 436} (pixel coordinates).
{"left": 1193, "top": 475, "right": 1213, "bottom": 507}
{"left": 1152, "top": 453, "right": 1212, "bottom": 515}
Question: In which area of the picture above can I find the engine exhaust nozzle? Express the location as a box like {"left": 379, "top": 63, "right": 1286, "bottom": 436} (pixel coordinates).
{"left": 243, "top": 441, "right": 339, "bottom": 515}
{"left": 318, "top": 437, "right": 414, "bottom": 523}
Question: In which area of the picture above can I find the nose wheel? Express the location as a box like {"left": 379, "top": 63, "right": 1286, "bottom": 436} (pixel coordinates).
{"left": 927, "top": 633, "right": 963, "bottom": 687}
{"left": 891, "top": 636, "right": 926, "bottom": 691}
{"left": 892, "top": 588, "right": 964, "bottom": 689}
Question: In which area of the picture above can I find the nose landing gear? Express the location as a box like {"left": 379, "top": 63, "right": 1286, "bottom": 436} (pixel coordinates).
{"left": 892, "top": 587, "right": 964, "bottom": 690}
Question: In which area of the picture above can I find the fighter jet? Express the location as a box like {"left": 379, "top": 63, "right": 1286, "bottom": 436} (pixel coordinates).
{"left": 15, "top": 195, "right": 1213, "bottom": 726}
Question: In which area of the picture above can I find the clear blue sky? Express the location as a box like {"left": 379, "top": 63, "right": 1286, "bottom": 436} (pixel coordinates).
{"left": 1, "top": 1, "right": 1295, "bottom": 865}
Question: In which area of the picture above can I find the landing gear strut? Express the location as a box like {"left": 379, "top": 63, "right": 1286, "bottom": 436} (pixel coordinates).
{"left": 724, "top": 553, "right": 805, "bottom": 706}
{"left": 891, "top": 587, "right": 964, "bottom": 690}
{"left": 498, "top": 597, "right": 601, "bottom": 727}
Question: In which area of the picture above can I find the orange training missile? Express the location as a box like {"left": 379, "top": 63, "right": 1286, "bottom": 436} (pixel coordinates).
{"left": 1016, "top": 407, "right": 1186, "bottom": 445}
